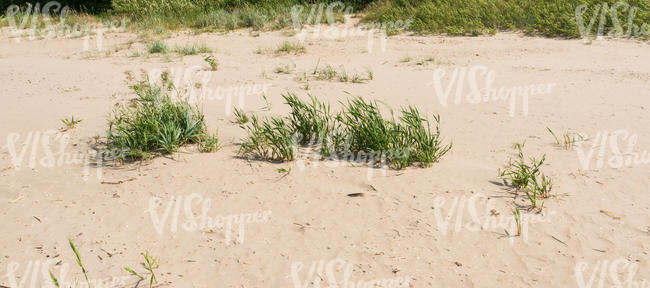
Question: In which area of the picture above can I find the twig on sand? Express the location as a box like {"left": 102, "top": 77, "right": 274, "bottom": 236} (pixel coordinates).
{"left": 101, "top": 177, "right": 136, "bottom": 184}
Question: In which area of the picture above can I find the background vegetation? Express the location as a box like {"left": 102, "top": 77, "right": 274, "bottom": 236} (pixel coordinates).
{"left": 1, "top": 0, "right": 648, "bottom": 37}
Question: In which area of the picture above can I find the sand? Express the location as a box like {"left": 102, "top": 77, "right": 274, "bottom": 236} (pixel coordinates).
{"left": 0, "top": 26, "right": 649, "bottom": 288}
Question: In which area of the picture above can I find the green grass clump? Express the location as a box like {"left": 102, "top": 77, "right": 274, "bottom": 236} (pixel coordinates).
{"left": 148, "top": 40, "right": 169, "bottom": 54}
{"left": 238, "top": 92, "right": 451, "bottom": 169}
{"left": 499, "top": 143, "right": 553, "bottom": 210}
{"left": 106, "top": 74, "right": 217, "bottom": 160}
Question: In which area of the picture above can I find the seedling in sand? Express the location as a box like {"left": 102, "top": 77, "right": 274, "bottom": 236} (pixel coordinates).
{"left": 68, "top": 238, "right": 91, "bottom": 288}
{"left": 512, "top": 206, "right": 522, "bottom": 236}
{"left": 61, "top": 116, "right": 82, "bottom": 129}
{"left": 204, "top": 55, "right": 218, "bottom": 71}
{"left": 499, "top": 143, "right": 553, "bottom": 210}
{"left": 142, "top": 251, "right": 159, "bottom": 288}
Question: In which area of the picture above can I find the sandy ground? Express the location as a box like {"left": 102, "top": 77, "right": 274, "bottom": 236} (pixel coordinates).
{"left": 0, "top": 26, "right": 649, "bottom": 288}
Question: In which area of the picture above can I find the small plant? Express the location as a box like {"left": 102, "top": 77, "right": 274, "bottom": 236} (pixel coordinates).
{"left": 148, "top": 40, "right": 168, "bottom": 54}
{"left": 61, "top": 116, "right": 82, "bottom": 129}
{"left": 512, "top": 206, "right": 522, "bottom": 236}
{"left": 204, "top": 55, "right": 218, "bottom": 71}
{"left": 274, "top": 41, "right": 306, "bottom": 54}
{"left": 68, "top": 238, "right": 91, "bottom": 288}
{"left": 198, "top": 130, "right": 219, "bottom": 153}
{"left": 233, "top": 107, "right": 249, "bottom": 124}
{"left": 142, "top": 251, "right": 159, "bottom": 288}
{"left": 547, "top": 127, "right": 585, "bottom": 149}
{"left": 124, "top": 251, "right": 159, "bottom": 288}
{"left": 499, "top": 143, "right": 553, "bottom": 210}
{"left": 260, "top": 94, "right": 272, "bottom": 111}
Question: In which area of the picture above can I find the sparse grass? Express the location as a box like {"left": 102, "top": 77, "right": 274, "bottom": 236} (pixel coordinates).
{"left": 547, "top": 127, "right": 585, "bottom": 149}
{"left": 274, "top": 41, "right": 306, "bottom": 55}
{"left": 173, "top": 44, "right": 211, "bottom": 55}
{"left": 238, "top": 92, "right": 451, "bottom": 169}
{"left": 499, "top": 143, "right": 553, "bottom": 210}
{"left": 204, "top": 55, "right": 218, "bottom": 71}
{"left": 313, "top": 65, "right": 373, "bottom": 83}
{"left": 106, "top": 73, "right": 216, "bottom": 160}
{"left": 61, "top": 116, "right": 82, "bottom": 129}
{"left": 274, "top": 63, "right": 295, "bottom": 74}
{"left": 124, "top": 250, "right": 159, "bottom": 288}
{"left": 148, "top": 40, "right": 168, "bottom": 54}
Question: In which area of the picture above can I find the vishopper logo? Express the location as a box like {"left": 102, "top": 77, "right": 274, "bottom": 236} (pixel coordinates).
{"left": 427, "top": 65, "right": 556, "bottom": 117}
{"left": 576, "top": 130, "right": 650, "bottom": 170}
{"left": 290, "top": 258, "right": 412, "bottom": 288}
{"left": 5, "top": 1, "right": 127, "bottom": 51}
{"left": 147, "top": 66, "right": 271, "bottom": 116}
{"left": 3, "top": 129, "right": 119, "bottom": 181}
{"left": 574, "top": 258, "right": 648, "bottom": 288}
{"left": 4, "top": 260, "right": 129, "bottom": 288}
{"left": 292, "top": 132, "right": 413, "bottom": 181}
{"left": 147, "top": 193, "right": 272, "bottom": 245}
{"left": 575, "top": 1, "right": 649, "bottom": 41}
{"left": 431, "top": 194, "right": 555, "bottom": 244}
{"left": 290, "top": 1, "right": 412, "bottom": 53}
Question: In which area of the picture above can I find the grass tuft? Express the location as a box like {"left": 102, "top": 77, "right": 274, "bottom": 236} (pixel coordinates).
{"left": 148, "top": 40, "right": 169, "bottom": 54}
{"left": 106, "top": 73, "right": 217, "bottom": 160}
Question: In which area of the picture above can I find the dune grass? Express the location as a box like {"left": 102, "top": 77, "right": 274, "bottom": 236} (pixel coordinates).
{"left": 363, "top": 0, "right": 650, "bottom": 38}
{"left": 4, "top": 0, "right": 647, "bottom": 38}
{"left": 238, "top": 92, "right": 451, "bottom": 169}
{"left": 106, "top": 73, "right": 218, "bottom": 161}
